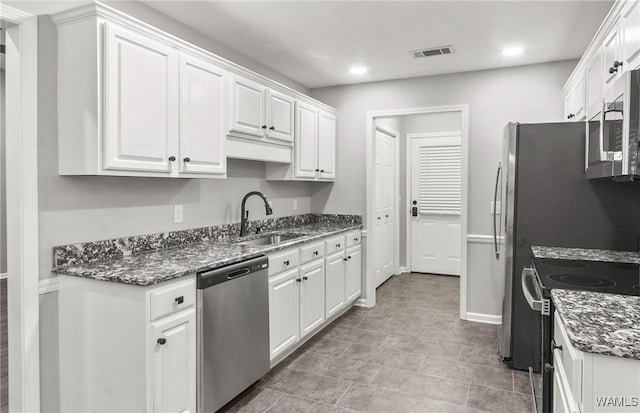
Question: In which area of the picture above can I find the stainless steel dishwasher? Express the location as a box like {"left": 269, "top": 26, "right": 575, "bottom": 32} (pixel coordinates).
{"left": 197, "top": 256, "right": 270, "bottom": 413}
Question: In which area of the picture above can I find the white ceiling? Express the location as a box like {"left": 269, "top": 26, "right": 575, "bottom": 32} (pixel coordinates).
{"left": 140, "top": 0, "right": 614, "bottom": 89}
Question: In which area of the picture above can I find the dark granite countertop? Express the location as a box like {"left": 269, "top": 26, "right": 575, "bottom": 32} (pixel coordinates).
{"left": 52, "top": 223, "right": 361, "bottom": 286}
{"left": 532, "top": 246, "right": 640, "bottom": 264}
{"left": 552, "top": 289, "right": 640, "bottom": 360}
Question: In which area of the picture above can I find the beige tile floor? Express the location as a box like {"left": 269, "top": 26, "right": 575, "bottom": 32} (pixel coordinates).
{"left": 220, "top": 273, "right": 534, "bottom": 413}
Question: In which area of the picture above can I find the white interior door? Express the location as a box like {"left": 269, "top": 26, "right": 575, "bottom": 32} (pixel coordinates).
{"left": 374, "top": 129, "right": 396, "bottom": 288}
{"left": 410, "top": 133, "right": 462, "bottom": 275}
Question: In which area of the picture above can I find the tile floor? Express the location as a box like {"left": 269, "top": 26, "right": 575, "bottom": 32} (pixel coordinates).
{"left": 221, "top": 273, "right": 534, "bottom": 413}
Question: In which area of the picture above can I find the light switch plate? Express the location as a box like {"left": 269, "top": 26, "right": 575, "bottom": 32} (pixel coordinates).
{"left": 293, "top": 199, "right": 298, "bottom": 210}
{"left": 174, "top": 204, "right": 184, "bottom": 223}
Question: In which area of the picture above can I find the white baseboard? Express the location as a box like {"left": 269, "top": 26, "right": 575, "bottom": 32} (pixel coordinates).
{"left": 465, "top": 312, "right": 502, "bottom": 325}
{"left": 397, "top": 266, "right": 408, "bottom": 274}
{"left": 39, "top": 278, "right": 60, "bottom": 295}
{"left": 0, "top": 272, "right": 7, "bottom": 280}
{"left": 354, "top": 298, "right": 368, "bottom": 307}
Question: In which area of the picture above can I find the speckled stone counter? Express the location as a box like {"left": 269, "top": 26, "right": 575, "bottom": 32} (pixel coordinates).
{"left": 552, "top": 289, "right": 640, "bottom": 360}
{"left": 52, "top": 216, "right": 361, "bottom": 286}
{"left": 532, "top": 246, "right": 640, "bottom": 264}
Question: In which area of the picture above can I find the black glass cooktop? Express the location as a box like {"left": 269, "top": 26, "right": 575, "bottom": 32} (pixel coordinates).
{"left": 532, "top": 257, "right": 640, "bottom": 296}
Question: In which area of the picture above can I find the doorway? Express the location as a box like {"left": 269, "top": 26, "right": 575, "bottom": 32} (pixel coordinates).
{"left": 365, "top": 105, "right": 469, "bottom": 318}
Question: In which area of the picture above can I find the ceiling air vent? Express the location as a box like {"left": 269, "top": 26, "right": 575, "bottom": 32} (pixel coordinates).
{"left": 411, "top": 45, "right": 455, "bottom": 59}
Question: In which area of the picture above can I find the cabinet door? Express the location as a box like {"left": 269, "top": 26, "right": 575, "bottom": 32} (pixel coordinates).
{"left": 622, "top": 0, "right": 640, "bottom": 70}
{"left": 150, "top": 309, "right": 196, "bottom": 413}
{"left": 573, "top": 77, "right": 585, "bottom": 121}
{"left": 299, "top": 260, "right": 325, "bottom": 338}
{"left": 325, "top": 251, "right": 346, "bottom": 318}
{"left": 179, "top": 53, "right": 226, "bottom": 176}
{"left": 563, "top": 89, "right": 574, "bottom": 122}
{"left": 585, "top": 51, "right": 603, "bottom": 119}
{"left": 603, "top": 24, "right": 624, "bottom": 101}
{"left": 266, "top": 90, "right": 294, "bottom": 143}
{"left": 269, "top": 268, "right": 300, "bottom": 360}
{"left": 104, "top": 23, "right": 179, "bottom": 174}
{"left": 317, "top": 110, "right": 336, "bottom": 180}
{"left": 345, "top": 245, "right": 362, "bottom": 303}
{"left": 294, "top": 101, "right": 319, "bottom": 179}
{"left": 230, "top": 75, "right": 267, "bottom": 137}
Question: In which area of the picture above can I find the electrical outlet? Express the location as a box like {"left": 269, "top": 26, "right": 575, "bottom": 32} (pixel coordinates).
{"left": 174, "top": 204, "right": 184, "bottom": 223}
{"left": 491, "top": 201, "right": 502, "bottom": 215}
{"left": 293, "top": 199, "right": 298, "bottom": 210}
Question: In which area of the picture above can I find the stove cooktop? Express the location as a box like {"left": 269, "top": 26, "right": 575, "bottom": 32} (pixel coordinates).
{"left": 532, "top": 257, "right": 640, "bottom": 296}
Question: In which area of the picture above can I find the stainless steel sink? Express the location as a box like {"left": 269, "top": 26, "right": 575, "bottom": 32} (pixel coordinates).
{"left": 236, "top": 234, "right": 303, "bottom": 246}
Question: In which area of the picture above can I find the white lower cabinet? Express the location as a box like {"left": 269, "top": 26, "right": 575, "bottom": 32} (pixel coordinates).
{"left": 268, "top": 231, "right": 362, "bottom": 364}
{"left": 59, "top": 275, "right": 196, "bottom": 413}
{"left": 150, "top": 309, "right": 196, "bottom": 413}
{"left": 325, "top": 250, "right": 347, "bottom": 318}
{"left": 268, "top": 267, "right": 300, "bottom": 360}
{"left": 553, "top": 311, "right": 640, "bottom": 413}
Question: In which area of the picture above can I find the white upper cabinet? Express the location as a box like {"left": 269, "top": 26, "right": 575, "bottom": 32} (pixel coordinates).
{"left": 602, "top": 22, "right": 625, "bottom": 101}
{"left": 179, "top": 53, "right": 227, "bottom": 176}
{"left": 585, "top": 50, "right": 604, "bottom": 120}
{"left": 266, "top": 90, "right": 295, "bottom": 143}
{"left": 622, "top": 0, "right": 640, "bottom": 70}
{"left": 317, "top": 110, "right": 337, "bottom": 179}
{"left": 103, "top": 23, "right": 179, "bottom": 174}
{"left": 229, "top": 75, "right": 268, "bottom": 138}
{"left": 229, "top": 75, "right": 295, "bottom": 144}
{"left": 295, "top": 101, "right": 319, "bottom": 178}
{"left": 53, "top": 3, "right": 336, "bottom": 177}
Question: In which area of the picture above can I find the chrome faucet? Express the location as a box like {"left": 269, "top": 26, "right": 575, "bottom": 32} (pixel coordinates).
{"left": 240, "top": 191, "right": 273, "bottom": 237}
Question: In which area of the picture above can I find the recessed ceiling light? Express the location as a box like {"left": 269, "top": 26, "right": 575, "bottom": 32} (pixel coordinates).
{"left": 502, "top": 47, "right": 523, "bottom": 57}
{"left": 350, "top": 66, "right": 368, "bottom": 75}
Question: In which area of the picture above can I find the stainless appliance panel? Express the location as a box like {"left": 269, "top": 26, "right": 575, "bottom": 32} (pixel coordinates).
{"left": 197, "top": 256, "right": 270, "bottom": 413}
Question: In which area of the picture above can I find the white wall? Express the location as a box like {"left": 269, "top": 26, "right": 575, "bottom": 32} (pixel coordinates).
{"left": 1, "top": 69, "right": 5, "bottom": 275}
{"left": 311, "top": 60, "right": 576, "bottom": 319}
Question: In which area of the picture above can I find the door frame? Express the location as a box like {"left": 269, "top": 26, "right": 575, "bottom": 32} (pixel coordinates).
{"left": 373, "top": 124, "right": 399, "bottom": 289}
{"left": 1, "top": 4, "right": 41, "bottom": 412}
{"left": 406, "top": 130, "right": 462, "bottom": 273}
{"left": 365, "top": 105, "right": 469, "bottom": 320}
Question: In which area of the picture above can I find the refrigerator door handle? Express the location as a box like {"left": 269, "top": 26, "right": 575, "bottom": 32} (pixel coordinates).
{"left": 493, "top": 162, "right": 502, "bottom": 259}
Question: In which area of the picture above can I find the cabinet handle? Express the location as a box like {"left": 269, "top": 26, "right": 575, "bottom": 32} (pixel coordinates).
{"left": 354, "top": 237, "right": 359, "bottom": 242}
{"left": 284, "top": 260, "right": 290, "bottom": 266}
{"left": 336, "top": 243, "right": 341, "bottom": 248}
{"left": 552, "top": 339, "right": 563, "bottom": 351}
{"left": 168, "top": 156, "right": 176, "bottom": 162}
{"left": 377, "top": 216, "right": 381, "bottom": 220}
{"left": 183, "top": 157, "right": 191, "bottom": 163}
{"left": 544, "top": 363, "right": 554, "bottom": 373}
{"left": 613, "top": 60, "right": 623, "bottom": 68}
{"left": 269, "top": 126, "right": 275, "bottom": 130}
{"left": 320, "top": 169, "right": 325, "bottom": 173}
{"left": 157, "top": 338, "right": 167, "bottom": 345}
{"left": 261, "top": 125, "right": 267, "bottom": 129}
{"left": 302, "top": 276, "right": 308, "bottom": 281}
{"left": 175, "top": 296, "right": 184, "bottom": 304}
{"left": 315, "top": 168, "right": 320, "bottom": 172}
{"left": 343, "top": 257, "right": 348, "bottom": 261}
{"left": 313, "top": 251, "right": 318, "bottom": 256}
{"left": 296, "top": 278, "right": 302, "bottom": 282}
{"left": 609, "top": 66, "right": 617, "bottom": 74}
{"left": 347, "top": 256, "right": 352, "bottom": 260}
{"left": 385, "top": 214, "right": 389, "bottom": 218}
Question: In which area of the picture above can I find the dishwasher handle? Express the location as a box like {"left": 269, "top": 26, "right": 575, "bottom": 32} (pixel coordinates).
{"left": 197, "top": 256, "right": 268, "bottom": 289}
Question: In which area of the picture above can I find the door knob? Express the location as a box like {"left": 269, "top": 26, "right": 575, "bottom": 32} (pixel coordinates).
{"left": 412, "top": 207, "right": 418, "bottom": 217}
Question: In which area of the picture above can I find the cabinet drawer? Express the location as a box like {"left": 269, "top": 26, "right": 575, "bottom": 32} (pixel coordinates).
{"left": 553, "top": 312, "right": 583, "bottom": 403}
{"left": 345, "top": 230, "right": 362, "bottom": 248}
{"left": 300, "top": 241, "right": 325, "bottom": 264}
{"left": 150, "top": 278, "right": 196, "bottom": 321}
{"left": 325, "top": 235, "right": 346, "bottom": 255}
{"left": 269, "top": 248, "right": 299, "bottom": 276}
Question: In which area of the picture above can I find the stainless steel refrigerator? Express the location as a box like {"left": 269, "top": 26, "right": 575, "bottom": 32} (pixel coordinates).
{"left": 494, "top": 122, "right": 640, "bottom": 371}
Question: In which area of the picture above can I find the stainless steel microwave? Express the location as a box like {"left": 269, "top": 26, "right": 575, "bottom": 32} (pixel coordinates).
{"left": 586, "top": 68, "right": 640, "bottom": 180}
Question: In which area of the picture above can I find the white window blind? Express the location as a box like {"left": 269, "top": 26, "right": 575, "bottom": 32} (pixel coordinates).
{"left": 419, "top": 145, "right": 462, "bottom": 215}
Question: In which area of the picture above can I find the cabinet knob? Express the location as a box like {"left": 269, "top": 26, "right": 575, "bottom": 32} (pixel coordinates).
{"left": 320, "top": 169, "right": 325, "bottom": 173}
{"left": 336, "top": 243, "right": 341, "bottom": 248}
{"left": 269, "top": 126, "right": 275, "bottom": 130}
{"left": 175, "top": 296, "right": 184, "bottom": 304}
{"left": 354, "top": 237, "right": 359, "bottom": 242}
{"left": 183, "top": 157, "right": 191, "bottom": 163}
{"left": 313, "top": 251, "right": 318, "bottom": 256}
{"left": 377, "top": 216, "right": 381, "bottom": 220}
{"left": 613, "top": 60, "right": 623, "bottom": 68}
{"left": 343, "top": 257, "right": 348, "bottom": 261}
{"left": 296, "top": 278, "right": 302, "bottom": 282}
{"left": 347, "top": 256, "right": 352, "bottom": 260}
{"left": 552, "top": 339, "right": 563, "bottom": 351}
{"left": 315, "top": 169, "right": 320, "bottom": 172}
{"left": 544, "top": 363, "right": 554, "bottom": 373}
{"left": 168, "top": 156, "right": 176, "bottom": 162}
{"left": 284, "top": 260, "right": 290, "bottom": 266}
{"left": 609, "top": 66, "right": 618, "bottom": 74}
{"left": 261, "top": 125, "right": 267, "bottom": 129}
{"left": 302, "top": 276, "right": 308, "bottom": 280}
{"left": 157, "top": 338, "right": 167, "bottom": 345}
